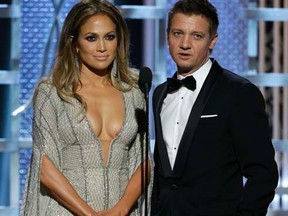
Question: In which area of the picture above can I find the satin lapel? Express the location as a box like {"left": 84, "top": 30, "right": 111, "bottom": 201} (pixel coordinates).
{"left": 154, "top": 84, "right": 173, "bottom": 177}
{"left": 172, "top": 60, "right": 222, "bottom": 178}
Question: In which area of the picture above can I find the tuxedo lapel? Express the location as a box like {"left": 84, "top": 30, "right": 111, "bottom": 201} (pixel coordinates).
{"left": 154, "top": 84, "right": 173, "bottom": 177}
{"left": 172, "top": 59, "right": 222, "bottom": 178}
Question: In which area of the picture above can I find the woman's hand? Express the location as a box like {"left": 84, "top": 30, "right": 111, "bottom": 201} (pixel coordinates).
{"left": 97, "top": 211, "right": 128, "bottom": 216}
{"left": 96, "top": 205, "right": 129, "bottom": 216}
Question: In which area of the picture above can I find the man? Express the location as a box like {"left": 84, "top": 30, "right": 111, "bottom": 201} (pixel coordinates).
{"left": 151, "top": 0, "right": 279, "bottom": 215}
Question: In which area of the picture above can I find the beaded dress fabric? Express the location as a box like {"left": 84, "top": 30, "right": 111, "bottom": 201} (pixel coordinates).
{"left": 20, "top": 77, "right": 152, "bottom": 215}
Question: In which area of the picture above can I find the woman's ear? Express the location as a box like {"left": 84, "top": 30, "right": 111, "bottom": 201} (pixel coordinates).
{"left": 70, "top": 35, "right": 74, "bottom": 42}
{"left": 70, "top": 36, "right": 79, "bottom": 54}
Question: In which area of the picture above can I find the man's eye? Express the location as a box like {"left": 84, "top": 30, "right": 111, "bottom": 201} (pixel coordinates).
{"left": 193, "top": 34, "right": 203, "bottom": 40}
{"left": 173, "top": 32, "right": 181, "bottom": 37}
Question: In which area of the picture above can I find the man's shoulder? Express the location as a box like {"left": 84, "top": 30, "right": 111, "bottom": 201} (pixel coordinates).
{"left": 153, "top": 81, "right": 167, "bottom": 97}
{"left": 219, "top": 68, "right": 252, "bottom": 87}
{"left": 211, "top": 59, "right": 250, "bottom": 84}
{"left": 155, "top": 79, "right": 167, "bottom": 89}
{"left": 218, "top": 68, "right": 263, "bottom": 100}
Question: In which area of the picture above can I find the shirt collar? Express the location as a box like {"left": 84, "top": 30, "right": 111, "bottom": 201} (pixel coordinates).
{"left": 177, "top": 59, "right": 212, "bottom": 81}
{"left": 176, "top": 58, "right": 212, "bottom": 91}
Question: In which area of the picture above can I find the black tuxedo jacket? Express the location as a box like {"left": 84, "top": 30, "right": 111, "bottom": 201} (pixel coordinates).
{"left": 151, "top": 60, "right": 278, "bottom": 216}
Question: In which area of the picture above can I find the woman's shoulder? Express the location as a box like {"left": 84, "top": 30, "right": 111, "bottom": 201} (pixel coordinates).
{"left": 35, "top": 77, "right": 55, "bottom": 92}
{"left": 127, "top": 85, "right": 145, "bottom": 109}
{"left": 128, "top": 67, "right": 140, "bottom": 76}
{"left": 33, "top": 77, "right": 59, "bottom": 104}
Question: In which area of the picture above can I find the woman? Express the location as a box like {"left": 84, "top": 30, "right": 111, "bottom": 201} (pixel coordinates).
{"left": 20, "top": 0, "right": 152, "bottom": 215}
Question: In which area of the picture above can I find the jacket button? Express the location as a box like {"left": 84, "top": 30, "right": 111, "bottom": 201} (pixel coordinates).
{"left": 171, "top": 184, "right": 178, "bottom": 190}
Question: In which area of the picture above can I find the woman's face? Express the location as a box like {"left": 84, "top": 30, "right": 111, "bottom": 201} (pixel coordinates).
{"left": 76, "top": 14, "right": 117, "bottom": 74}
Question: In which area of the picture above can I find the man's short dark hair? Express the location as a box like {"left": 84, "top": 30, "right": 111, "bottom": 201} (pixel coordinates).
{"left": 167, "top": 0, "right": 219, "bottom": 37}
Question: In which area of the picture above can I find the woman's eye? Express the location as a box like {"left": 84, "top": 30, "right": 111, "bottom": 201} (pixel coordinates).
{"left": 105, "top": 34, "right": 116, "bottom": 41}
{"left": 86, "top": 36, "right": 96, "bottom": 41}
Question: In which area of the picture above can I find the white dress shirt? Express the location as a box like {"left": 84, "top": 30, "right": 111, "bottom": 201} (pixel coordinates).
{"left": 160, "top": 59, "right": 212, "bottom": 169}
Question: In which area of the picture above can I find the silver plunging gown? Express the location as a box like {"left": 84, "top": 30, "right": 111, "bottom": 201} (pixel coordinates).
{"left": 20, "top": 78, "right": 152, "bottom": 215}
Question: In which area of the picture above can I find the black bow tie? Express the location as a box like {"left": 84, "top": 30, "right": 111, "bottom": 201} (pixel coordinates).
{"left": 167, "top": 76, "right": 196, "bottom": 93}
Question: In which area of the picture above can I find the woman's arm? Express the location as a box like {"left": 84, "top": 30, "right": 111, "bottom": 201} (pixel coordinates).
{"left": 41, "top": 155, "right": 98, "bottom": 216}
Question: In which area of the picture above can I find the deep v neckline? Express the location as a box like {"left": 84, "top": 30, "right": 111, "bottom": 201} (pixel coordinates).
{"left": 83, "top": 92, "right": 127, "bottom": 168}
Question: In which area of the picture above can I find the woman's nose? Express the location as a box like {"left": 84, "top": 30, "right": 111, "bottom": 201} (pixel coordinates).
{"left": 97, "top": 39, "right": 106, "bottom": 52}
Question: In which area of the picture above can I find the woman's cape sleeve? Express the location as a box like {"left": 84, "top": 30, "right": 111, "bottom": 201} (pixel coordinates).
{"left": 20, "top": 81, "right": 62, "bottom": 216}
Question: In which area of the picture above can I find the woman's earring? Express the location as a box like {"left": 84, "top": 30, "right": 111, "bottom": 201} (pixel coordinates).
{"left": 111, "top": 59, "right": 119, "bottom": 79}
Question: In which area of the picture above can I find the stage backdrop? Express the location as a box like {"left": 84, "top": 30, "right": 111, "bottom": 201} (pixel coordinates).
{"left": 18, "top": 0, "right": 249, "bottom": 205}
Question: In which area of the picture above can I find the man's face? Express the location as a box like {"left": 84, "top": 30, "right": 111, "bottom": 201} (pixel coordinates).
{"left": 167, "top": 13, "right": 218, "bottom": 75}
